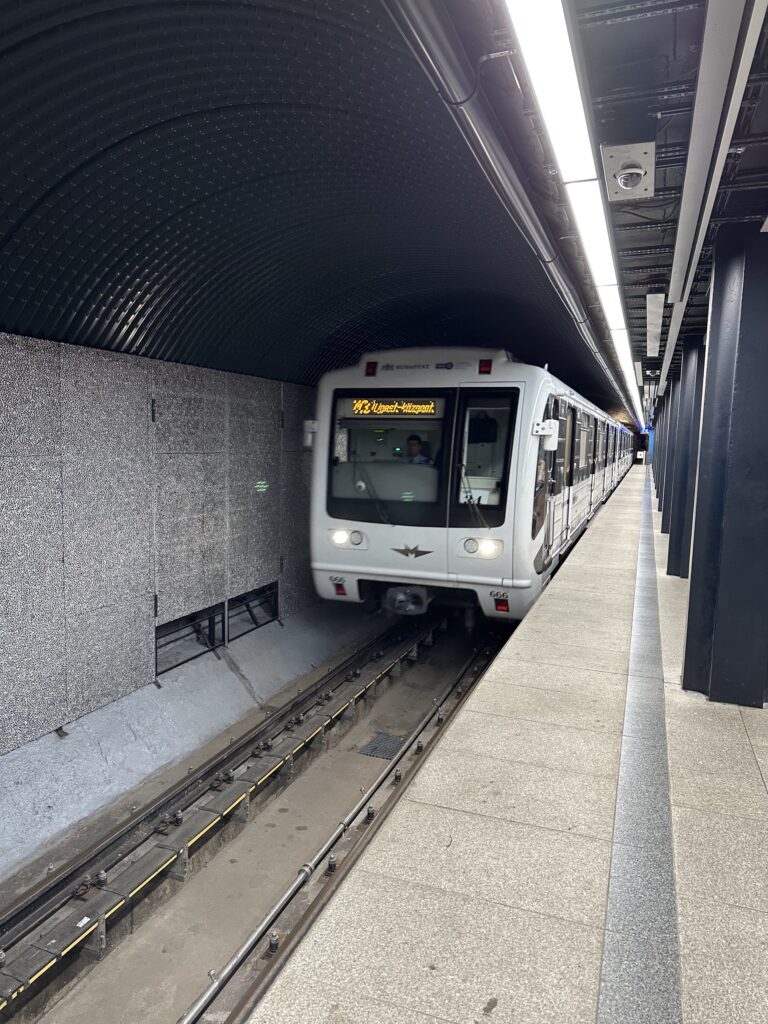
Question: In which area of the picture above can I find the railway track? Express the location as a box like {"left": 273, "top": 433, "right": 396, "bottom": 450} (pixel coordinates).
{"left": 178, "top": 625, "right": 507, "bottom": 1024}
{"left": 0, "top": 616, "right": 449, "bottom": 1021}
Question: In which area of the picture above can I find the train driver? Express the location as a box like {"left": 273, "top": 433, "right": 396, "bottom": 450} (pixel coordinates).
{"left": 404, "top": 434, "right": 431, "bottom": 465}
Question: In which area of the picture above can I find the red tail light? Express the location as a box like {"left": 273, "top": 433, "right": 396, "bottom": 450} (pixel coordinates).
{"left": 494, "top": 598, "right": 509, "bottom": 613}
{"left": 479, "top": 359, "right": 493, "bottom": 374}
{"left": 334, "top": 583, "right": 347, "bottom": 596}
{"left": 365, "top": 361, "right": 378, "bottom": 377}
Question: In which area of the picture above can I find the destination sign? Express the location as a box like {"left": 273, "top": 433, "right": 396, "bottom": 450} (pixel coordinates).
{"left": 339, "top": 397, "right": 443, "bottom": 418}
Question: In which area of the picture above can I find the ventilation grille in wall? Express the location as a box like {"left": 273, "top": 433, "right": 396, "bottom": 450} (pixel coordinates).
{"left": 155, "top": 583, "right": 280, "bottom": 676}
{"left": 156, "top": 602, "right": 225, "bottom": 675}
{"left": 227, "top": 582, "right": 279, "bottom": 642}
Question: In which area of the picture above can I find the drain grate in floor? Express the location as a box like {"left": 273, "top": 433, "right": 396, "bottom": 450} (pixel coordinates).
{"left": 359, "top": 732, "right": 406, "bottom": 760}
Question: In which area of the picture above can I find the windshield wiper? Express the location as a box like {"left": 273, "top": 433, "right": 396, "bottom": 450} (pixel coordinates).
{"left": 459, "top": 463, "right": 490, "bottom": 531}
{"left": 351, "top": 451, "right": 392, "bottom": 526}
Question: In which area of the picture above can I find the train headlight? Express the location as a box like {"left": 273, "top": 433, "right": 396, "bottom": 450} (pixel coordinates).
{"left": 462, "top": 537, "right": 503, "bottom": 558}
{"left": 332, "top": 530, "right": 350, "bottom": 545}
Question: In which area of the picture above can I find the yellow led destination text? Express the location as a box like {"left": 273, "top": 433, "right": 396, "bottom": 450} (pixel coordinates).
{"left": 351, "top": 398, "right": 436, "bottom": 416}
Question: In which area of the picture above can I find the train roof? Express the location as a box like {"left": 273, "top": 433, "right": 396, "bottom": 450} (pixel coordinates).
{"left": 320, "top": 349, "right": 628, "bottom": 429}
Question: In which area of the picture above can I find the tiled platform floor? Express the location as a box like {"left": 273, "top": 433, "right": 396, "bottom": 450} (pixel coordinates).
{"left": 248, "top": 468, "right": 768, "bottom": 1024}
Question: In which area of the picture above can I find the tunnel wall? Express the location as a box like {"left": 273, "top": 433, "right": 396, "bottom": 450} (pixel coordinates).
{"left": 0, "top": 332, "right": 317, "bottom": 754}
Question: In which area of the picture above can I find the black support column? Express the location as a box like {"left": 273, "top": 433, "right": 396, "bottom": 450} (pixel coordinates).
{"left": 667, "top": 338, "right": 704, "bottom": 577}
{"left": 682, "top": 226, "right": 768, "bottom": 706}
{"left": 655, "top": 395, "right": 667, "bottom": 508}
{"left": 660, "top": 377, "right": 680, "bottom": 534}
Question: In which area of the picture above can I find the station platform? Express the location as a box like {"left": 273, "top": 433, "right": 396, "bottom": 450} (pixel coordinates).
{"left": 248, "top": 466, "right": 768, "bottom": 1024}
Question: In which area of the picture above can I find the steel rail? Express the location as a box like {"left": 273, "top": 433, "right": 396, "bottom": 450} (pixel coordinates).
{"left": 0, "top": 619, "right": 425, "bottom": 950}
{"left": 177, "top": 636, "right": 497, "bottom": 1024}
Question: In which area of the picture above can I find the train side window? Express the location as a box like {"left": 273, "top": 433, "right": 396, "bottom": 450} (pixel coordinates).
{"left": 563, "top": 406, "right": 576, "bottom": 488}
{"left": 553, "top": 399, "right": 566, "bottom": 495}
{"left": 578, "top": 414, "right": 590, "bottom": 479}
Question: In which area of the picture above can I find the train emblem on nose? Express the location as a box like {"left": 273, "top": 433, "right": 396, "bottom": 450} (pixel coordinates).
{"left": 392, "top": 545, "right": 432, "bottom": 558}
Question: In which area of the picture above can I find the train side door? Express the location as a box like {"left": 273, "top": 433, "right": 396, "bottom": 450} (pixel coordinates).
{"left": 446, "top": 386, "right": 521, "bottom": 585}
{"left": 587, "top": 415, "right": 597, "bottom": 512}
{"left": 563, "top": 405, "right": 577, "bottom": 539}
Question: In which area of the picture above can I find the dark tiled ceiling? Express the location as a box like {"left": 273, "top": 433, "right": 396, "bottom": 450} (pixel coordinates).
{"left": 0, "top": 0, "right": 624, "bottom": 407}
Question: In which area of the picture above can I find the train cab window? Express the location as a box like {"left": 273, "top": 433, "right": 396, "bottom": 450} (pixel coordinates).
{"left": 450, "top": 389, "right": 519, "bottom": 528}
{"left": 327, "top": 390, "right": 453, "bottom": 527}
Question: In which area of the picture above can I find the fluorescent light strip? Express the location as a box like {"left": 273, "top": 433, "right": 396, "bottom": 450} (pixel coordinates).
{"left": 646, "top": 293, "right": 665, "bottom": 357}
{"left": 634, "top": 361, "right": 644, "bottom": 388}
{"left": 596, "top": 284, "right": 626, "bottom": 332}
{"left": 506, "top": 1, "right": 596, "bottom": 183}
{"left": 504, "top": 0, "right": 643, "bottom": 424}
{"left": 566, "top": 181, "right": 617, "bottom": 286}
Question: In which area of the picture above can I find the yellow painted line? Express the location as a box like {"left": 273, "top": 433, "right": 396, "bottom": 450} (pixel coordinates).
{"left": 12, "top": 986, "right": 24, "bottom": 998}
{"left": 105, "top": 899, "right": 126, "bottom": 920}
{"left": 256, "top": 761, "right": 284, "bottom": 786}
{"left": 223, "top": 793, "right": 246, "bottom": 815}
{"left": 353, "top": 688, "right": 365, "bottom": 700}
{"left": 292, "top": 742, "right": 305, "bottom": 755}
{"left": 248, "top": 784, "right": 256, "bottom": 794}
{"left": 306, "top": 726, "right": 323, "bottom": 741}
{"left": 187, "top": 816, "right": 222, "bottom": 848}
{"left": 128, "top": 854, "right": 178, "bottom": 898}
{"left": 332, "top": 701, "right": 350, "bottom": 719}
{"left": 60, "top": 920, "right": 98, "bottom": 957}
{"left": 0, "top": 998, "right": 6, "bottom": 1011}
{"left": 28, "top": 957, "right": 58, "bottom": 984}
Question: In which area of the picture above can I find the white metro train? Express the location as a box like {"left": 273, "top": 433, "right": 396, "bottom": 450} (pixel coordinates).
{"left": 309, "top": 349, "right": 634, "bottom": 621}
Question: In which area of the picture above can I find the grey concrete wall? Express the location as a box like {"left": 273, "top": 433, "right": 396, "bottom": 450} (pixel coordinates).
{"left": 0, "top": 333, "right": 317, "bottom": 754}
{"left": 0, "top": 602, "right": 380, "bottom": 883}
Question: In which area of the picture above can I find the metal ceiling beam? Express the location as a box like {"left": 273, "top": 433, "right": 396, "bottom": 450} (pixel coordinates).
{"left": 659, "top": 0, "right": 768, "bottom": 393}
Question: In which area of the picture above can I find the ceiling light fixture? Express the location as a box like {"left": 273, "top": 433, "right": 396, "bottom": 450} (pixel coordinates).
{"left": 503, "top": 0, "right": 643, "bottom": 425}
{"left": 646, "top": 293, "right": 665, "bottom": 357}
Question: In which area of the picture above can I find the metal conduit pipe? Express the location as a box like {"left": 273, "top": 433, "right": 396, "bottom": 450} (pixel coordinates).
{"left": 381, "top": 0, "right": 629, "bottom": 411}
{"left": 176, "top": 647, "right": 477, "bottom": 1024}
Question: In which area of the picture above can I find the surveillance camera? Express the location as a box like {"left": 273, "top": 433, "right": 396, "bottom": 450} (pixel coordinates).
{"left": 614, "top": 163, "right": 647, "bottom": 191}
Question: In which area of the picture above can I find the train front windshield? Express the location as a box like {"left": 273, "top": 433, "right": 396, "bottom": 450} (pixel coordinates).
{"left": 327, "top": 389, "right": 519, "bottom": 527}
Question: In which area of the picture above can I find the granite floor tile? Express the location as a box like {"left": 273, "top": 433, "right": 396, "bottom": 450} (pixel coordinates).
{"left": 442, "top": 707, "right": 622, "bottom": 778}
{"left": 249, "top": 973, "right": 457, "bottom": 1024}
{"left": 480, "top": 659, "right": 628, "bottom": 698}
{"left": 740, "top": 707, "right": 768, "bottom": 749}
{"left": 605, "top": 843, "right": 678, "bottom": 937}
{"left": 672, "top": 806, "right": 768, "bottom": 912}
{"left": 670, "top": 770, "right": 768, "bottom": 820}
{"left": 358, "top": 798, "right": 612, "bottom": 927}
{"left": 515, "top": 619, "right": 632, "bottom": 654}
{"left": 677, "top": 898, "right": 768, "bottom": 1024}
{"left": 598, "top": 929, "right": 681, "bottom": 1024}
{"left": 287, "top": 869, "right": 604, "bottom": 1024}
{"left": 466, "top": 681, "right": 625, "bottom": 733}
{"left": 665, "top": 712, "right": 759, "bottom": 778}
{"left": 504, "top": 638, "right": 631, "bottom": 677}
{"left": 408, "top": 746, "right": 617, "bottom": 840}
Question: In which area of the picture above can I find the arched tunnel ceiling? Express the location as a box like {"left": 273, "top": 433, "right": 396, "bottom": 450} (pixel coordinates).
{"left": 0, "top": 1, "right": 620, "bottom": 409}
